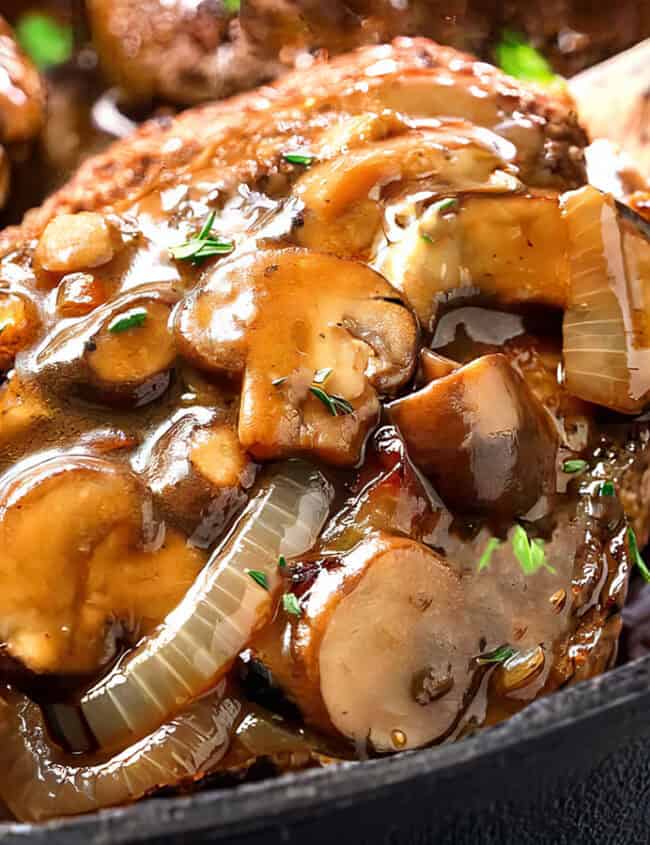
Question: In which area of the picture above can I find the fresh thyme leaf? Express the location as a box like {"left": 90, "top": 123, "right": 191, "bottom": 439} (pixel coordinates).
{"left": 599, "top": 480, "right": 616, "bottom": 497}
{"left": 247, "top": 569, "right": 269, "bottom": 590}
{"left": 563, "top": 459, "right": 588, "bottom": 474}
{"left": 477, "top": 537, "right": 501, "bottom": 572}
{"left": 512, "top": 525, "right": 555, "bottom": 575}
{"left": 278, "top": 555, "right": 287, "bottom": 569}
{"left": 628, "top": 526, "right": 650, "bottom": 583}
{"left": 16, "top": 13, "right": 73, "bottom": 69}
{"left": 272, "top": 377, "right": 287, "bottom": 387}
{"left": 430, "top": 197, "right": 458, "bottom": 215}
{"left": 282, "top": 592, "right": 302, "bottom": 616}
{"left": 476, "top": 644, "right": 517, "bottom": 665}
{"left": 312, "top": 367, "right": 333, "bottom": 385}
{"left": 283, "top": 152, "right": 314, "bottom": 166}
{"left": 108, "top": 307, "right": 148, "bottom": 334}
{"left": 310, "top": 385, "right": 354, "bottom": 416}
{"left": 169, "top": 211, "right": 234, "bottom": 262}
{"left": 495, "top": 30, "right": 557, "bottom": 85}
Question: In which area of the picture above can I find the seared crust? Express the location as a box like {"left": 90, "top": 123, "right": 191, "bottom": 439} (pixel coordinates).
{"left": 0, "top": 37, "right": 587, "bottom": 256}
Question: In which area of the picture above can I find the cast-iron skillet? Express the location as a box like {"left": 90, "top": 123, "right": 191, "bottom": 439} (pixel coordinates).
{"left": 1, "top": 653, "right": 649, "bottom": 844}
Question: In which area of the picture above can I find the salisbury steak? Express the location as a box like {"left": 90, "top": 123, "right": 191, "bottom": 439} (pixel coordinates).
{"left": 0, "top": 38, "right": 647, "bottom": 822}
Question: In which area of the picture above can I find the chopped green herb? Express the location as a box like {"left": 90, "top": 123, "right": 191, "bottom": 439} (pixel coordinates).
{"left": 16, "top": 13, "right": 73, "bottom": 69}
{"left": 421, "top": 233, "right": 435, "bottom": 244}
{"left": 495, "top": 30, "right": 557, "bottom": 85}
{"left": 223, "top": 0, "right": 241, "bottom": 12}
{"left": 628, "top": 526, "right": 650, "bottom": 583}
{"left": 563, "top": 459, "right": 589, "bottom": 474}
{"left": 283, "top": 152, "right": 314, "bottom": 167}
{"left": 476, "top": 644, "right": 517, "bottom": 665}
{"left": 313, "top": 367, "right": 333, "bottom": 385}
{"left": 310, "top": 385, "right": 354, "bottom": 416}
{"left": 282, "top": 592, "right": 302, "bottom": 616}
{"left": 278, "top": 555, "right": 287, "bottom": 569}
{"left": 430, "top": 197, "right": 458, "bottom": 215}
{"left": 247, "top": 569, "right": 269, "bottom": 590}
{"left": 169, "top": 211, "right": 234, "bottom": 262}
{"left": 108, "top": 307, "right": 148, "bottom": 334}
{"left": 512, "top": 525, "right": 556, "bottom": 575}
{"left": 477, "top": 537, "right": 501, "bottom": 572}
{"left": 272, "top": 377, "right": 288, "bottom": 387}
{"left": 599, "top": 480, "right": 616, "bottom": 497}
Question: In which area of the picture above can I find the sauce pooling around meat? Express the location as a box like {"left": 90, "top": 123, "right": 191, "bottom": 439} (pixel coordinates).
{"left": 0, "top": 39, "right": 648, "bottom": 822}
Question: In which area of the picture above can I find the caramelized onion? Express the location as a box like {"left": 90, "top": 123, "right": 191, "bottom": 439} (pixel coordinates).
{"left": 0, "top": 682, "right": 240, "bottom": 822}
{"left": 562, "top": 186, "right": 650, "bottom": 414}
{"left": 81, "top": 461, "right": 331, "bottom": 750}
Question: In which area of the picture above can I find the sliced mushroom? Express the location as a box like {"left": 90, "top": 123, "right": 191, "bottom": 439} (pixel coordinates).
{"left": 35, "top": 212, "right": 120, "bottom": 274}
{"left": 0, "top": 290, "right": 40, "bottom": 372}
{"left": 255, "top": 532, "right": 483, "bottom": 751}
{"left": 175, "top": 249, "right": 418, "bottom": 465}
{"left": 293, "top": 128, "right": 514, "bottom": 257}
{"left": 388, "top": 354, "right": 559, "bottom": 518}
{"left": 56, "top": 273, "right": 108, "bottom": 318}
{"left": 28, "top": 286, "right": 178, "bottom": 407}
{"left": 0, "top": 454, "right": 206, "bottom": 674}
{"left": 141, "top": 409, "right": 255, "bottom": 546}
{"left": 0, "top": 375, "right": 50, "bottom": 448}
{"left": 561, "top": 186, "right": 650, "bottom": 413}
{"left": 418, "top": 348, "right": 459, "bottom": 384}
{"left": 374, "top": 193, "right": 569, "bottom": 328}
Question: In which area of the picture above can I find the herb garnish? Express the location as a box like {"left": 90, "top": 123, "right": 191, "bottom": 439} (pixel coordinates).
{"left": 628, "top": 526, "right": 650, "bottom": 583}
{"left": 272, "top": 377, "right": 288, "bottom": 387}
{"left": 599, "top": 480, "right": 616, "bottom": 497}
{"left": 169, "top": 211, "right": 234, "bottom": 262}
{"left": 108, "top": 307, "right": 148, "bottom": 334}
{"left": 278, "top": 555, "right": 287, "bottom": 569}
{"left": 495, "top": 30, "right": 557, "bottom": 85}
{"left": 310, "top": 385, "right": 354, "bottom": 416}
{"left": 247, "top": 570, "right": 269, "bottom": 590}
{"left": 476, "top": 645, "right": 517, "bottom": 665}
{"left": 477, "top": 537, "right": 501, "bottom": 572}
{"left": 282, "top": 593, "right": 302, "bottom": 616}
{"left": 563, "top": 459, "right": 588, "bottom": 474}
{"left": 420, "top": 198, "right": 458, "bottom": 244}
{"left": 283, "top": 152, "right": 314, "bottom": 167}
{"left": 512, "top": 525, "right": 556, "bottom": 575}
{"left": 16, "top": 13, "right": 73, "bottom": 69}
{"left": 309, "top": 367, "right": 353, "bottom": 416}
{"left": 223, "top": 0, "right": 241, "bottom": 12}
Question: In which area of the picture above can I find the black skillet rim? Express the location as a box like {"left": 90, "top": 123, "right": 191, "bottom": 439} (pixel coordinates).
{"left": 2, "top": 650, "right": 650, "bottom": 844}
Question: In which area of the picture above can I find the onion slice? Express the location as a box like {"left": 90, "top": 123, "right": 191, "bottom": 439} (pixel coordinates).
{"left": 562, "top": 185, "right": 650, "bottom": 413}
{"left": 0, "top": 682, "right": 240, "bottom": 823}
{"left": 81, "top": 461, "right": 331, "bottom": 750}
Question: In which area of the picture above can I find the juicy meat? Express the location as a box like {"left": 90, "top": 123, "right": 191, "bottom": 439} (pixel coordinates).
{"left": 0, "top": 37, "right": 647, "bottom": 820}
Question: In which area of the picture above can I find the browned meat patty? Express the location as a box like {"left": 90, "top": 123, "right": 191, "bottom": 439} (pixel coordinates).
{"left": 0, "top": 37, "right": 647, "bottom": 822}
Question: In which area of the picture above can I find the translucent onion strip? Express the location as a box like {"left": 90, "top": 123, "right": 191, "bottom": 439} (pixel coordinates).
{"left": 561, "top": 185, "right": 650, "bottom": 413}
{"left": 81, "top": 461, "right": 332, "bottom": 750}
{"left": 0, "top": 682, "right": 240, "bottom": 823}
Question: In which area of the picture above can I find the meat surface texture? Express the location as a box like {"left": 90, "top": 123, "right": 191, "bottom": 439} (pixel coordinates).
{"left": 0, "top": 37, "right": 648, "bottom": 822}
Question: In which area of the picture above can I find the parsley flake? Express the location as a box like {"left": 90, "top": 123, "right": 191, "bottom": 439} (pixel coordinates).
{"left": 430, "top": 197, "right": 458, "bottom": 215}
{"left": 599, "top": 480, "right": 616, "bottom": 497}
{"left": 283, "top": 152, "right": 314, "bottom": 166}
{"left": 477, "top": 537, "right": 501, "bottom": 572}
{"left": 16, "top": 13, "right": 73, "bottom": 69}
{"left": 495, "top": 30, "right": 557, "bottom": 85}
{"left": 223, "top": 0, "right": 240, "bottom": 12}
{"left": 247, "top": 569, "right": 269, "bottom": 590}
{"left": 563, "top": 459, "right": 588, "bottom": 474}
{"left": 108, "top": 307, "right": 148, "bottom": 334}
{"left": 272, "top": 377, "right": 288, "bottom": 387}
{"left": 476, "top": 644, "right": 517, "bottom": 665}
{"left": 278, "top": 555, "right": 287, "bottom": 569}
{"left": 512, "top": 525, "right": 556, "bottom": 575}
{"left": 169, "top": 211, "right": 234, "bottom": 262}
{"left": 282, "top": 593, "right": 302, "bottom": 616}
{"left": 628, "top": 526, "right": 650, "bottom": 583}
